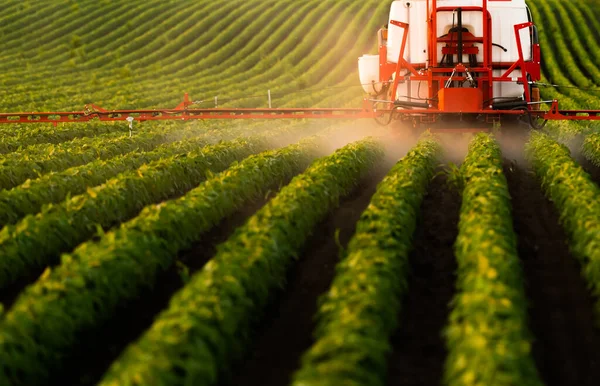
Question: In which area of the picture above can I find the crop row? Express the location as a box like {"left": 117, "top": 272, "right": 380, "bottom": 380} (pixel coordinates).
{"left": 0, "top": 132, "right": 163, "bottom": 190}
{"left": 0, "top": 137, "right": 269, "bottom": 292}
{"left": 583, "top": 132, "right": 600, "bottom": 166}
{"left": 0, "top": 119, "right": 325, "bottom": 228}
{"left": 531, "top": 0, "right": 596, "bottom": 90}
{"left": 0, "top": 0, "right": 303, "bottom": 84}
{"left": 0, "top": 0, "right": 387, "bottom": 112}
{"left": 0, "top": 130, "right": 127, "bottom": 163}
{"left": 444, "top": 133, "right": 542, "bottom": 386}
{"left": 0, "top": 135, "right": 324, "bottom": 385}
{"left": 97, "top": 137, "right": 384, "bottom": 385}
{"left": 0, "top": 0, "right": 186, "bottom": 69}
{"left": 548, "top": 0, "right": 600, "bottom": 83}
{"left": 527, "top": 0, "right": 600, "bottom": 124}
{"left": 0, "top": 118, "right": 259, "bottom": 190}
{"left": 119, "top": 0, "right": 375, "bottom": 110}
{"left": 0, "top": 122, "right": 128, "bottom": 154}
{"left": 528, "top": 1, "right": 599, "bottom": 106}
{"left": 0, "top": 127, "right": 224, "bottom": 227}
{"left": 525, "top": 130, "right": 600, "bottom": 324}
{"left": 291, "top": 135, "right": 441, "bottom": 386}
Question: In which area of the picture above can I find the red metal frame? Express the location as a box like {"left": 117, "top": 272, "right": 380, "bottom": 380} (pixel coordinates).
{"left": 378, "top": 0, "right": 541, "bottom": 112}
{"left": 0, "top": 94, "right": 599, "bottom": 127}
{"left": 0, "top": 94, "right": 376, "bottom": 125}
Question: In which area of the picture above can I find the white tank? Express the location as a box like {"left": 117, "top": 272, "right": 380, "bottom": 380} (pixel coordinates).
{"left": 387, "top": 0, "right": 532, "bottom": 66}
{"left": 378, "top": 0, "right": 532, "bottom": 101}
{"left": 358, "top": 54, "right": 384, "bottom": 95}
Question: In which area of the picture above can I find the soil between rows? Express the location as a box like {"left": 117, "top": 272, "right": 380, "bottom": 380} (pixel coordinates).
{"left": 386, "top": 172, "right": 461, "bottom": 386}
{"left": 223, "top": 169, "right": 389, "bottom": 386}
{"left": 505, "top": 160, "right": 600, "bottom": 386}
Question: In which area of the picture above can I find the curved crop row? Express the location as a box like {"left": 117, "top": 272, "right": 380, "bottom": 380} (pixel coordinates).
{"left": 0, "top": 0, "right": 296, "bottom": 85}
{"left": 525, "top": 129, "right": 600, "bottom": 323}
{"left": 0, "top": 0, "right": 383, "bottom": 112}
{"left": 291, "top": 135, "right": 441, "bottom": 386}
{"left": 0, "top": 119, "right": 318, "bottom": 228}
{"left": 0, "top": 138, "right": 269, "bottom": 292}
{"left": 0, "top": 1, "right": 79, "bottom": 52}
{"left": 0, "top": 132, "right": 166, "bottom": 190}
{"left": 0, "top": 130, "right": 128, "bottom": 163}
{"left": 528, "top": 1, "right": 600, "bottom": 106}
{"left": 582, "top": 132, "right": 600, "bottom": 166}
{"left": 444, "top": 133, "right": 542, "bottom": 386}
{"left": 551, "top": 0, "right": 600, "bottom": 80}
{"left": 99, "top": 137, "right": 384, "bottom": 386}
{"left": 0, "top": 137, "right": 321, "bottom": 386}
{"left": 0, "top": 0, "right": 167, "bottom": 69}
{"left": 0, "top": 0, "right": 280, "bottom": 90}
{"left": 0, "top": 119, "right": 233, "bottom": 190}
{"left": 0, "top": 122, "right": 129, "bottom": 154}
{"left": 85, "top": 0, "right": 360, "bottom": 110}
{"left": 532, "top": 0, "right": 596, "bottom": 89}
{"left": 0, "top": 133, "right": 217, "bottom": 228}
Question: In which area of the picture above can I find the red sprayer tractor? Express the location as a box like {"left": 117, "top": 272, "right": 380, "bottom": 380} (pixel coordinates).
{"left": 2, "top": 0, "right": 600, "bottom": 131}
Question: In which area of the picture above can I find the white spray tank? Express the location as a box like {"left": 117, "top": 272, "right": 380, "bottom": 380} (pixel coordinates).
{"left": 358, "top": 55, "right": 384, "bottom": 95}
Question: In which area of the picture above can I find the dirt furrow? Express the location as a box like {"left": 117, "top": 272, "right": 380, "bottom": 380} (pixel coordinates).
{"left": 505, "top": 161, "right": 600, "bottom": 386}
{"left": 385, "top": 172, "right": 460, "bottom": 386}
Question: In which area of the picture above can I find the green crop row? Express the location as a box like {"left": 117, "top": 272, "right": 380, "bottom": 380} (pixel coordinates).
{"left": 528, "top": 0, "right": 600, "bottom": 111}
{"left": 549, "top": 0, "right": 600, "bottom": 83}
{"left": 444, "top": 133, "right": 542, "bottom": 386}
{"left": 0, "top": 138, "right": 269, "bottom": 292}
{"left": 0, "top": 130, "right": 128, "bottom": 163}
{"left": 0, "top": 0, "right": 297, "bottom": 90}
{"left": 532, "top": 0, "right": 595, "bottom": 90}
{"left": 0, "top": 0, "right": 386, "bottom": 112}
{"left": 0, "top": 119, "right": 243, "bottom": 190}
{"left": 0, "top": 134, "right": 217, "bottom": 228}
{"left": 91, "top": 0, "right": 362, "bottom": 110}
{"left": 0, "top": 132, "right": 166, "bottom": 190}
{"left": 0, "top": 137, "right": 322, "bottom": 386}
{"left": 0, "top": 1, "right": 273, "bottom": 99}
{"left": 583, "top": 132, "right": 600, "bottom": 166}
{"left": 0, "top": 122, "right": 129, "bottom": 154}
{"left": 525, "top": 129, "right": 600, "bottom": 322}
{"left": 291, "top": 135, "right": 441, "bottom": 386}
{"left": 98, "top": 137, "right": 384, "bottom": 386}
{"left": 0, "top": 119, "right": 298, "bottom": 228}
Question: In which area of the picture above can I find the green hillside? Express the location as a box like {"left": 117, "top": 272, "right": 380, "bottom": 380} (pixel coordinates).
{"left": 0, "top": 0, "right": 389, "bottom": 112}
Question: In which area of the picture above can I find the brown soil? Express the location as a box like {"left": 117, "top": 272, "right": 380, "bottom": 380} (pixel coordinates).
{"left": 505, "top": 160, "right": 600, "bottom": 386}
{"left": 385, "top": 172, "right": 461, "bottom": 386}
{"left": 223, "top": 169, "right": 389, "bottom": 386}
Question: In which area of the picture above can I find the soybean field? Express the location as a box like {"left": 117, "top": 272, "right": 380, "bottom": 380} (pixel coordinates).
{"left": 2, "top": 1, "right": 600, "bottom": 386}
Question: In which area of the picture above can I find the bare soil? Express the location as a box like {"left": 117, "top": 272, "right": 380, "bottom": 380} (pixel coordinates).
{"left": 385, "top": 172, "right": 461, "bottom": 386}
{"left": 505, "top": 160, "right": 600, "bottom": 386}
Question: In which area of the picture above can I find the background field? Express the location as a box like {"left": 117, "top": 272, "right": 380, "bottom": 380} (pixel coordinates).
{"left": 2, "top": 1, "right": 600, "bottom": 386}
